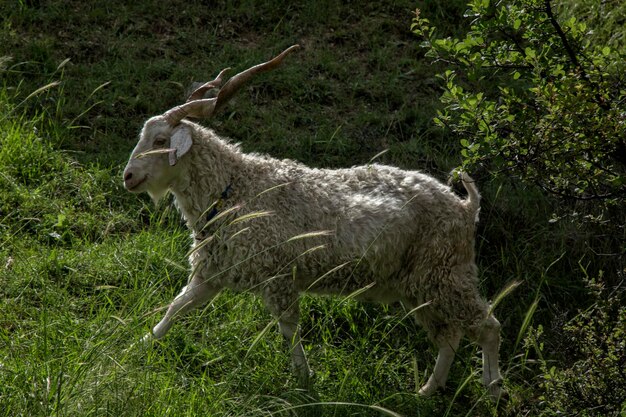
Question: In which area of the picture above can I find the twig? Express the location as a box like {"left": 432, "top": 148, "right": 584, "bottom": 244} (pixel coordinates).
{"left": 544, "top": 0, "right": 581, "bottom": 70}
{"left": 544, "top": 0, "right": 611, "bottom": 110}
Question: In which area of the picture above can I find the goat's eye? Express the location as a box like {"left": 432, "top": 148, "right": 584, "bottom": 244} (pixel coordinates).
{"left": 154, "top": 137, "right": 167, "bottom": 147}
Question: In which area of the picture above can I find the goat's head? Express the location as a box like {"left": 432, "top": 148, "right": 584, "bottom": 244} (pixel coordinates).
{"left": 123, "top": 45, "right": 300, "bottom": 199}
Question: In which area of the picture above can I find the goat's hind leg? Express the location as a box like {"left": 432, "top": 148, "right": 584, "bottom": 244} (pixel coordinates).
{"left": 407, "top": 300, "right": 461, "bottom": 396}
{"left": 278, "top": 316, "right": 312, "bottom": 390}
{"left": 418, "top": 328, "right": 462, "bottom": 397}
{"left": 143, "top": 275, "right": 220, "bottom": 342}
{"left": 264, "top": 292, "right": 312, "bottom": 390}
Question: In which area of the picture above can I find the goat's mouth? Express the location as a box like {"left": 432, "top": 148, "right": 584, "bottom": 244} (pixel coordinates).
{"left": 125, "top": 176, "right": 148, "bottom": 192}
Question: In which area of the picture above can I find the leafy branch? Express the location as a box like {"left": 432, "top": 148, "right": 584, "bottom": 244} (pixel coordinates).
{"left": 413, "top": 0, "right": 626, "bottom": 207}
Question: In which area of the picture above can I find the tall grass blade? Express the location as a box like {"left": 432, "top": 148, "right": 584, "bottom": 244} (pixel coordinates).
{"left": 67, "top": 100, "right": 105, "bottom": 128}
{"left": 340, "top": 281, "right": 376, "bottom": 302}
{"left": 86, "top": 81, "right": 111, "bottom": 101}
{"left": 226, "top": 226, "right": 251, "bottom": 242}
{"left": 197, "top": 204, "right": 243, "bottom": 234}
{"left": 186, "top": 234, "right": 215, "bottom": 258}
{"left": 228, "top": 210, "right": 274, "bottom": 226}
{"left": 55, "top": 58, "right": 71, "bottom": 72}
{"left": 511, "top": 253, "right": 564, "bottom": 353}
{"left": 23, "top": 81, "right": 61, "bottom": 102}
{"left": 488, "top": 280, "right": 521, "bottom": 315}
{"left": 286, "top": 230, "right": 333, "bottom": 242}
{"left": 163, "top": 257, "right": 188, "bottom": 272}
{"left": 368, "top": 148, "right": 389, "bottom": 164}
{"left": 285, "top": 402, "right": 404, "bottom": 417}
{"left": 444, "top": 371, "right": 477, "bottom": 417}
{"left": 245, "top": 318, "right": 278, "bottom": 360}
{"left": 306, "top": 261, "right": 352, "bottom": 291}
{"left": 514, "top": 298, "right": 539, "bottom": 354}
{"left": 298, "top": 244, "right": 327, "bottom": 256}
{"left": 1, "top": 81, "right": 61, "bottom": 122}
{"left": 133, "top": 148, "right": 175, "bottom": 159}
{"left": 254, "top": 181, "right": 292, "bottom": 198}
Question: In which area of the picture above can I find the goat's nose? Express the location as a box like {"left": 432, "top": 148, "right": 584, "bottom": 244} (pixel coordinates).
{"left": 124, "top": 171, "right": 133, "bottom": 181}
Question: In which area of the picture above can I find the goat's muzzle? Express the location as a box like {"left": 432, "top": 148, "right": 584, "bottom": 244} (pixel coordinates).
{"left": 123, "top": 168, "right": 146, "bottom": 192}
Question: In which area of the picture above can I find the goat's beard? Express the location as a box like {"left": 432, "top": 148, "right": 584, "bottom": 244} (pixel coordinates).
{"left": 147, "top": 187, "right": 170, "bottom": 205}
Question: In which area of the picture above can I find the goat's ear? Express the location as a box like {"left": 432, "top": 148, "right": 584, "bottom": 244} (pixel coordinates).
{"left": 169, "top": 125, "right": 193, "bottom": 166}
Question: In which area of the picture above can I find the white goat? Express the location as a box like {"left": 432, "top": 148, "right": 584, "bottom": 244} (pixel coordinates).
{"left": 123, "top": 45, "right": 504, "bottom": 399}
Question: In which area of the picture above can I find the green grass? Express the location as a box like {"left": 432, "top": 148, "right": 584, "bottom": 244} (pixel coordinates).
{"left": 1, "top": 1, "right": 624, "bottom": 416}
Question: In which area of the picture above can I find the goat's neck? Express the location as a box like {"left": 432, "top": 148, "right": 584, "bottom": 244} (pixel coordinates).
{"left": 170, "top": 133, "right": 243, "bottom": 233}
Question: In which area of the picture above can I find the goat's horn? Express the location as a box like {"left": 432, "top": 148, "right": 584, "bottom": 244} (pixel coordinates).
{"left": 163, "top": 98, "right": 218, "bottom": 126}
{"left": 214, "top": 44, "right": 300, "bottom": 113}
{"left": 186, "top": 67, "right": 231, "bottom": 102}
{"left": 163, "top": 44, "right": 300, "bottom": 126}
{"left": 163, "top": 68, "right": 230, "bottom": 126}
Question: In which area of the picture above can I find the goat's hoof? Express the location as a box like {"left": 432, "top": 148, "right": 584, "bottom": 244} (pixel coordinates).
{"left": 418, "top": 382, "right": 441, "bottom": 397}
{"left": 126, "top": 333, "right": 153, "bottom": 352}
{"left": 296, "top": 369, "right": 315, "bottom": 392}
{"left": 129, "top": 332, "right": 154, "bottom": 349}
{"left": 486, "top": 379, "right": 507, "bottom": 402}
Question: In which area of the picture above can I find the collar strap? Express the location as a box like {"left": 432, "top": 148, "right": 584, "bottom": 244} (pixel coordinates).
{"left": 205, "top": 183, "right": 233, "bottom": 222}
{"left": 195, "top": 184, "right": 233, "bottom": 242}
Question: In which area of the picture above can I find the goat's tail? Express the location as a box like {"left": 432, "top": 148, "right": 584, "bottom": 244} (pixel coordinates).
{"left": 461, "top": 172, "right": 481, "bottom": 223}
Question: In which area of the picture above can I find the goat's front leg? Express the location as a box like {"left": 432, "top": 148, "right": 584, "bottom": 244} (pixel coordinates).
{"left": 142, "top": 275, "right": 220, "bottom": 343}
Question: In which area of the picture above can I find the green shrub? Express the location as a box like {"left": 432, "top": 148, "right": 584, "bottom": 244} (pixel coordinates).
{"left": 525, "top": 278, "right": 626, "bottom": 416}
{"left": 412, "top": 0, "right": 626, "bottom": 208}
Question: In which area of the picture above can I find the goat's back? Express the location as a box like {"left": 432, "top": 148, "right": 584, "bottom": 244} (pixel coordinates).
{"left": 225, "top": 159, "right": 477, "bottom": 293}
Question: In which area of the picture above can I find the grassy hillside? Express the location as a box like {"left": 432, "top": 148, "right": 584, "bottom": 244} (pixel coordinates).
{"left": 1, "top": 1, "right": 624, "bottom": 416}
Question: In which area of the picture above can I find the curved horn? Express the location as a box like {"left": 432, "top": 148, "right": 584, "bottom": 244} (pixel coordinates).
{"left": 163, "top": 98, "right": 218, "bottom": 126}
{"left": 185, "top": 67, "right": 231, "bottom": 102}
{"left": 214, "top": 44, "right": 300, "bottom": 113}
{"left": 163, "top": 44, "right": 300, "bottom": 127}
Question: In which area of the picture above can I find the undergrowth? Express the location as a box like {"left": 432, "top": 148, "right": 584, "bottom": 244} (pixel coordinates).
{"left": 523, "top": 278, "right": 626, "bottom": 416}
{"left": 1, "top": 1, "right": 624, "bottom": 416}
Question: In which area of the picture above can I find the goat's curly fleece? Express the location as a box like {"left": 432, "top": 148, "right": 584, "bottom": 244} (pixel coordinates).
{"left": 164, "top": 119, "right": 489, "bottom": 341}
